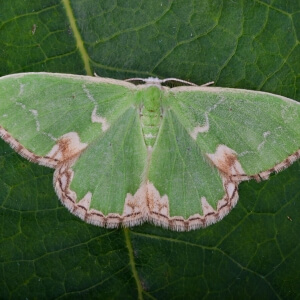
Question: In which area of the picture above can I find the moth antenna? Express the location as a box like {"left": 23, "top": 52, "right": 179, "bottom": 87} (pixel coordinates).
{"left": 200, "top": 81, "right": 214, "bottom": 87}
{"left": 160, "top": 78, "right": 198, "bottom": 86}
{"left": 125, "top": 78, "right": 147, "bottom": 83}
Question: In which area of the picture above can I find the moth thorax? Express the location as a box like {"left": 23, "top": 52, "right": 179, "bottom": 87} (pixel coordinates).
{"left": 139, "top": 87, "right": 162, "bottom": 147}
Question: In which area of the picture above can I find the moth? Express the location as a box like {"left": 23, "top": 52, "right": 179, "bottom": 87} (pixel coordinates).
{"left": 0, "top": 73, "right": 299, "bottom": 231}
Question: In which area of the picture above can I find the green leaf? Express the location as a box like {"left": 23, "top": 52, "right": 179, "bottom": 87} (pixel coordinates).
{"left": 0, "top": 0, "right": 299, "bottom": 298}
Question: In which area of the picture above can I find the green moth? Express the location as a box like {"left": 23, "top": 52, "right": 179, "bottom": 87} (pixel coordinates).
{"left": 0, "top": 73, "right": 299, "bottom": 231}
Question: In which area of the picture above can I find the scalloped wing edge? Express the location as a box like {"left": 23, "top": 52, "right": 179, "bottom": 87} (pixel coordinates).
{"left": 53, "top": 147, "right": 300, "bottom": 231}
{"left": 54, "top": 163, "right": 239, "bottom": 231}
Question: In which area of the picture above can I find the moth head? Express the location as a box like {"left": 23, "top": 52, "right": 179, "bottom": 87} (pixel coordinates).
{"left": 125, "top": 77, "right": 197, "bottom": 88}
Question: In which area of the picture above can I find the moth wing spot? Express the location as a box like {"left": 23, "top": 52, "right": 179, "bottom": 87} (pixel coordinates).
{"left": 207, "top": 145, "right": 245, "bottom": 178}
{"left": 47, "top": 132, "right": 87, "bottom": 163}
{"left": 91, "top": 107, "right": 110, "bottom": 131}
{"left": 190, "top": 112, "right": 209, "bottom": 140}
{"left": 82, "top": 84, "right": 110, "bottom": 131}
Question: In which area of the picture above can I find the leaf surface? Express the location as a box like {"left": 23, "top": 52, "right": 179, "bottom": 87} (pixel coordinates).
{"left": 0, "top": 0, "right": 299, "bottom": 298}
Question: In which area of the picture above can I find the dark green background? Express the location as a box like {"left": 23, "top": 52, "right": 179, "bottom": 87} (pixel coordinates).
{"left": 0, "top": 0, "right": 299, "bottom": 299}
